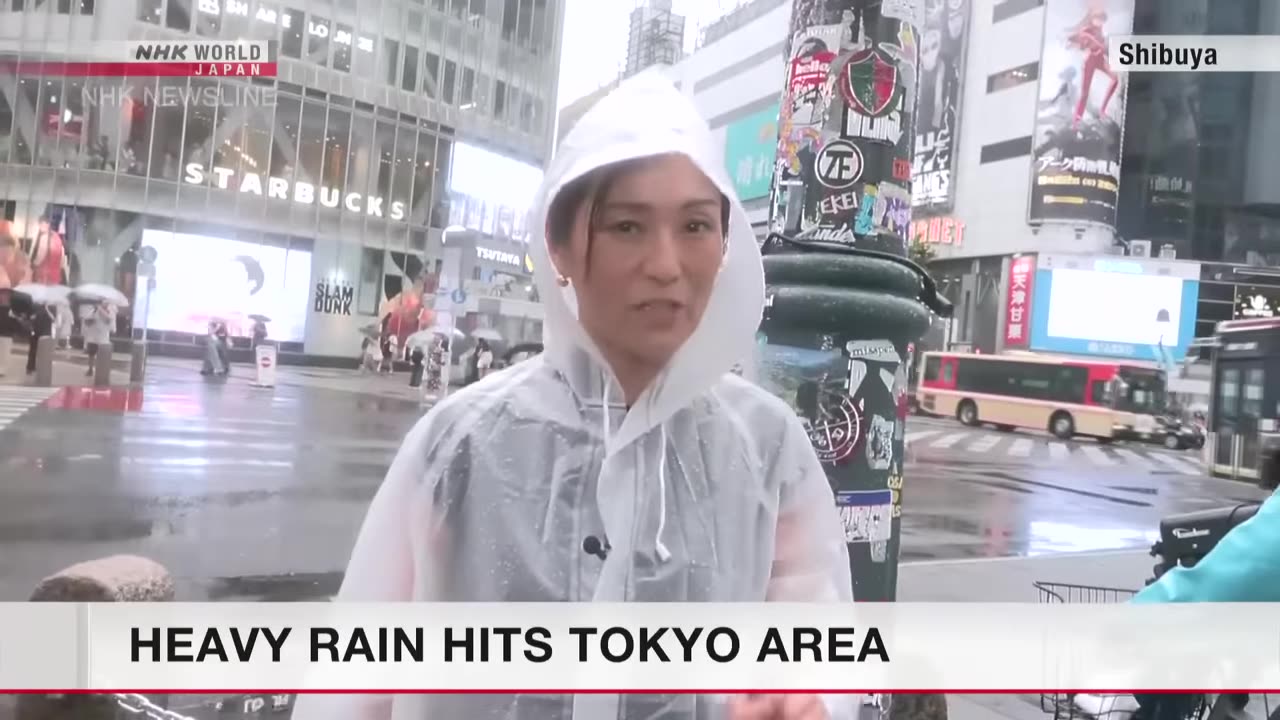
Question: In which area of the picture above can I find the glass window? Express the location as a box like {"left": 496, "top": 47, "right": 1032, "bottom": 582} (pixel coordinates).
{"left": 353, "top": 32, "right": 376, "bottom": 75}
{"left": 308, "top": 15, "right": 331, "bottom": 66}
{"left": 374, "top": 119, "right": 396, "bottom": 198}
{"left": 195, "top": 0, "right": 222, "bottom": 36}
{"left": 221, "top": 0, "right": 251, "bottom": 36}
{"left": 166, "top": 0, "right": 191, "bottom": 30}
{"left": 181, "top": 79, "right": 219, "bottom": 176}
{"left": 281, "top": 8, "right": 306, "bottom": 58}
{"left": 238, "top": 104, "right": 273, "bottom": 180}
{"left": 0, "top": 77, "right": 12, "bottom": 164}
{"left": 346, "top": 111, "right": 376, "bottom": 195}
{"left": 392, "top": 124, "right": 416, "bottom": 211}
{"left": 1091, "top": 380, "right": 1113, "bottom": 405}
{"left": 941, "top": 362, "right": 954, "bottom": 384}
{"left": 1220, "top": 369, "right": 1240, "bottom": 417}
{"left": 268, "top": 93, "right": 302, "bottom": 181}
{"left": 333, "top": 23, "right": 354, "bottom": 72}
{"left": 119, "top": 79, "right": 156, "bottom": 175}
{"left": 149, "top": 78, "right": 187, "bottom": 180}
{"left": 460, "top": 67, "right": 475, "bottom": 106}
{"left": 359, "top": 248, "right": 383, "bottom": 315}
{"left": 470, "top": 0, "right": 485, "bottom": 16}
{"left": 249, "top": 1, "right": 280, "bottom": 40}
{"left": 402, "top": 45, "right": 419, "bottom": 93}
{"left": 501, "top": 0, "right": 517, "bottom": 40}
{"left": 323, "top": 107, "right": 351, "bottom": 189}
{"left": 1244, "top": 368, "right": 1265, "bottom": 418}
{"left": 442, "top": 60, "right": 456, "bottom": 104}
{"left": 494, "top": 79, "right": 506, "bottom": 119}
{"left": 431, "top": 138, "right": 452, "bottom": 228}
{"left": 383, "top": 39, "right": 400, "bottom": 87}
{"left": 297, "top": 100, "right": 328, "bottom": 184}
{"left": 137, "top": 0, "right": 162, "bottom": 22}
{"left": 474, "top": 73, "right": 491, "bottom": 114}
{"left": 423, "top": 53, "right": 440, "bottom": 98}
{"left": 923, "top": 357, "right": 940, "bottom": 382}
{"left": 412, "top": 129, "right": 436, "bottom": 218}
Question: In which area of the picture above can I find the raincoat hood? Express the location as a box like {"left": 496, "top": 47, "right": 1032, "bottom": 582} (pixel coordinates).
{"left": 527, "top": 71, "right": 766, "bottom": 454}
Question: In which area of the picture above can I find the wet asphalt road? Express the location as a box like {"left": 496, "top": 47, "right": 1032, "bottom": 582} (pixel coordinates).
{"left": 0, "top": 374, "right": 1268, "bottom": 601}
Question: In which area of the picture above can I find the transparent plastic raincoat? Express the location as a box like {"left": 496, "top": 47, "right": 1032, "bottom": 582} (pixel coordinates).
{"left": 293, "top": 71, "right": 854, "bottom": 720}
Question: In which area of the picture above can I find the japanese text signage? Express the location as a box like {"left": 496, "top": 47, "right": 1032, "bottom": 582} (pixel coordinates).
{"left": 1026, "top": 0, "right": 1134, "bottom": 228}
{"left": 724, "top": 103, "right": 780, "bottom": 202}
{"left": 910, "top": 217, "right": 964, "bottom": 246}
{"left": 1005, "top": 255, "right": 1035, "bottom": 348}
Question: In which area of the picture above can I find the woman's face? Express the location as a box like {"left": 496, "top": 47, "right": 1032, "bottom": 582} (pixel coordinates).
{"left": 551, "top": 154, "right": 725, "bottom": 370}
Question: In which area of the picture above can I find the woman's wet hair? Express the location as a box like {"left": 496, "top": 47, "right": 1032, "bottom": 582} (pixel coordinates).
{"left": 545, "top": 157, "right": 732, "bottom": 275}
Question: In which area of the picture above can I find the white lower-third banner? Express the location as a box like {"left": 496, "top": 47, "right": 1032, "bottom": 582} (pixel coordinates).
{"left": 0, "top": 602, "right": 1277, "bottom": 691}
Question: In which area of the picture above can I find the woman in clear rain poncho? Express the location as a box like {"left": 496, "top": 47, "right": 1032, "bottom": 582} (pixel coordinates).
{"left": 294, "top": 72, "right": 853, "bottom": 720}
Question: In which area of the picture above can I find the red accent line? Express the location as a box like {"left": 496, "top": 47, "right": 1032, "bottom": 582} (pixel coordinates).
{"left": 0, "top": 61, "right": 277, "bottom": 77}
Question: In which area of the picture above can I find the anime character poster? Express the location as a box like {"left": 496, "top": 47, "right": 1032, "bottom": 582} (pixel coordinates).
{"left": 911, "top": 0, "right": 970, "bottom": 211}
{"left": 378, "top": 251, "right": 437, "bottom": 348}
{"left": 1027, "top": 0, "right": 1134, "bottom": 228}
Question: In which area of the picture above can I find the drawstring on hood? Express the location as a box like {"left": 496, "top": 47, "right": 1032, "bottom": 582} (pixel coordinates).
{"left": 531, "top": 70, "right": 763, "bottom": 566}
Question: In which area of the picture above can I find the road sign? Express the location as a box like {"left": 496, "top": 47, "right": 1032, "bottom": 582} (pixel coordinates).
{"left": 451, "top": 288, "right": 467, "bottom": 304}
{"left": 139, "top": 245, "right": 157, "bottom": 263}
{"left": 815, "top": 140, "right": 864, "bottom": 190}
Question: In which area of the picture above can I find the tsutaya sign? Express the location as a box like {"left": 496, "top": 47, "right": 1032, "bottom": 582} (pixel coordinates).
{"left": 183, "top": 163, "right": 407, "bottom": 221}
{"left": 476, "top": 247, "right": 522, "bottom": 268}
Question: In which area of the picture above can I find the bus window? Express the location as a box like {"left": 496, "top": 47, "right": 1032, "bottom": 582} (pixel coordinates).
{"left": 923, "top": 356, "right": 941, "bottom": 382}
{"left": 1053, "top": 366, "right": 1088, "bottom": 402}
{"left": 1090, "top": 380, "right": 1112, "bottom": 405}
{"left": 1115, "top": 370, "right": 1167, "bottom": 415}
{"left": 941, "top": 361, "right": 954, "bottom": 384}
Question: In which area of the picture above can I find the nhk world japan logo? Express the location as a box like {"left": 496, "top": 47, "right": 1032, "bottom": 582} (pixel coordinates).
{"left": 0, "top": 41, "right": 275, "bottom": 77}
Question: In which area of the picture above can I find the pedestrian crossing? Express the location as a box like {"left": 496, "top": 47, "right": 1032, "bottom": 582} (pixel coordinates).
{"left": 0, "top": 386, "right": 58, "bottom": 433}
{"left": 905, "top": 429, "right": 1205, "bottom": 475}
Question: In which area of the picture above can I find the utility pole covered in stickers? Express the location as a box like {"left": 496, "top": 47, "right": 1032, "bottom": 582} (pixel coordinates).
{"left": 759, "top": 0, "right": 953, "bottom": 615}
{"left": 772, "top": 0, "right": 918, "bottom": 253}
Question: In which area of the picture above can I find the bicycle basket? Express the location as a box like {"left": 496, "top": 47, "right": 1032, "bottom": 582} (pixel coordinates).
{"left": 1033, "top": 582, "right": 1206, "bottom": 720}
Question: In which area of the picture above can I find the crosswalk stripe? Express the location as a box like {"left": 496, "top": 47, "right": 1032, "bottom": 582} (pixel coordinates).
{"left": 1113, "top": 447, "right": 1155, "bottom": 469}
{"left": 967, "top": 435, "right": 1002, "bottom": 453}
{"left": 1048, "top": 443, "right": 1069, "bottom": 461}
{"left": 905, "top": 430, "right": 941, "bottom": 443}
{"left": 1080, "top": 445, "right": 1115, "bottom": 466}
{"left": 930, "top": 433, "right": 967, "bottom": 449}
{"left": 1008, "top": 438, "right": 1033, "bottom": 457}
{"left": 1149, "top": 452, "right": 1202, "bottom": 475}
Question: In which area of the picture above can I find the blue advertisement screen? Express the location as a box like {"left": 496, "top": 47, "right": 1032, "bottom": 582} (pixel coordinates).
{"left": 1028, "top": 267, "right": 1199, "bottom": 362}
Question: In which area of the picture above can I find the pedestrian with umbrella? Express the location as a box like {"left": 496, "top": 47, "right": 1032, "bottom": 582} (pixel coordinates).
{"left": 249, "top": 314, "right": 270, "bottom": 351}
{"left": 74, "top": 284, "right": 126, "bottom": 379}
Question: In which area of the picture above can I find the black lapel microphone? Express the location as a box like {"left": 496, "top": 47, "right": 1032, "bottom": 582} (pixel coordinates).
{"left": 582, "top": 535, "right": 610, "bottom": 561}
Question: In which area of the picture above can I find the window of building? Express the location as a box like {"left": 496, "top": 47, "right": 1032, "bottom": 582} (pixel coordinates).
{"left": 179, "top": 79, "right": 217, "bottom": 178}
{"left": 119, "top": 79, "right": 156, "bottom": 175}
{"left": 402, "top": 45, "right": 420, "bottom": 92}
{"left": 993, "top": 0, "right": 1044, "bottom": 23}
{"left": 470, "top": 0, "right": 485, "bottom": 17}
{"left": 281, "top": 8, "right": 305, "bottom": 58}
{"left": 248, "top": 2, "right": 281, "bottom": 40}
{"left": 383, "top": 39, "right": 401, "bottom": 87}
{"left": 220, "top": 0, "right": 251, "bottom": 37}
{"left": 308, "top": 15, "right": 331, "bottom": 66}
{"left": 987, "top": 62, "right": 1039, "bottom": 93}
{"left": 412, "top": 130, "right": 436, "bottom": 219}
{"left": 352, "top": 25, "right": 376, "bottom": 76}
{"left": 166, "top": 0, "right": 192, "bottom": 31}
{"left": 0, "top": 82, "right": 11, "bottom": 164}
{"left": 501, "top": 0, "right": 517, "bottom": 40}
{"left": 346, "top": 111, "right": 376, "bottom": 194}
{"left": 442, "top": 60, "right": 457, "bottom": 104}
{"left": 238, "top": 103, "right": 274, "bottom": 179}
{"left": 423, "top": 53, "right": 441, "bottom": 98}
{"left": 375, "top": 119, "right": 396, "bottom": 198}
{"left": 980, "top": 136, "right": 1033, "bottom": 164}
{"left": 460, "top": 67, "right": 475, "bottom": 106}
{"left": 392, "top": 124, "right": 416, "bottom": 206}
{"left": 196, "top": 0, "right": 222, "bottom": 37}
{"left": 359, "top": 248, "right": 383, "bottom": 315}
{"left": 494, "top": 79, "right": 507, "bottom": 119}
{"left": 324, "top": 107, "right": 351, "bottom": 189}
{"left": 296, "top": 100, "right": 328, "bottom": 185}
{"left": 149, "top": 78, "right": 187, "bottom": 180}
{"left": 333, "top": 23, "right": 354, "bottom": 72}
{"left": 431, "top": 138, "right": 453, "bottom": 228}
{"left": 137, "top": 0, "right": 162, "bottom": 22}
{"left": 267, "top": 93, "right": 301, "bottom": 183}
{"left": 78, "top": 0, "right": 92, "bottom": 13}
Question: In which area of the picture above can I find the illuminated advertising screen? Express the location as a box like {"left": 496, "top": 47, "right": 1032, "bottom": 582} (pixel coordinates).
{"left": 1026, "top": 0, "right": 1135, "bottom": 228}
{"left": 135, "top": 229, "right": 313, "bottom": 342}
{"left": 912, "top": 0, "right": 971, "bottom": 211}
{"left": 448, "top": 142, "right": 543, "bottom": 242}
{"left": 1028, "top": 255, "right": 1200, "bottom": 362}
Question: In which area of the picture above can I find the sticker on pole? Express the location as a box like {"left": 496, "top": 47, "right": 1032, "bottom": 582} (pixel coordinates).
{"left": 815, "top": 139, "right": 864, "bottom": 189}
{"left": 834, "top": 489, "right": 893, "bottom": 545}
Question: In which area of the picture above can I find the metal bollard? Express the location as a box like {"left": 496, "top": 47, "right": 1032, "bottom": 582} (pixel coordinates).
{"left": 130, "top": 342, "right": 147, "bottom": 384}
{"left": 34, "top": 335, "right": 55, "bottom": 387}
{"left": 92, "top": 343, "right": 113, "bottom": 387}
{"left": 0, "top": 334, "right": 11, "bottom": 377}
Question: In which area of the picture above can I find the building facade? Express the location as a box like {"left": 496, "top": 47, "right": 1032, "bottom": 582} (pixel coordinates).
{"left": 0, "top": 0, "right": 560, "bottom": 363}
{"left": 624, "top": 0, "right": 685, "bottom": 77}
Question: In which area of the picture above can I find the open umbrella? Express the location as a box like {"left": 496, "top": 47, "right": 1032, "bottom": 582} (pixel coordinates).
{"left": 248, "top": 314, "right": 272, "bottom": 323}
{"left": 13, "top": 283, "right": 71, "bottom": 306}
{"left": 74, "top": 283, "right": 129, "bottom": 307}
{"left": 358, "top": 323, "right": 381, "bottom": 339}
{"left": 470, "top": 327, "right": 504, "bottom": 343}
{"left": 405, "top": 330, "right": 435, "bottom": 348}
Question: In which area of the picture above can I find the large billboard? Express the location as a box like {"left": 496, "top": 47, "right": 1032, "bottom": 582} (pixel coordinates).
{"left": 725, "top": 102, "right": 781, "bottom": 201}
{"left": 448, "top": 142, "right": 544, "bottom": 243}
{"left": 912, "top": 0, "right": 971, "bottom": 212}
{"left": 1028, "top": 254, "right": 1200, "bottom": 363}
{"left": 1027, "top": 0, "right": 1134, "bottom": 228}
